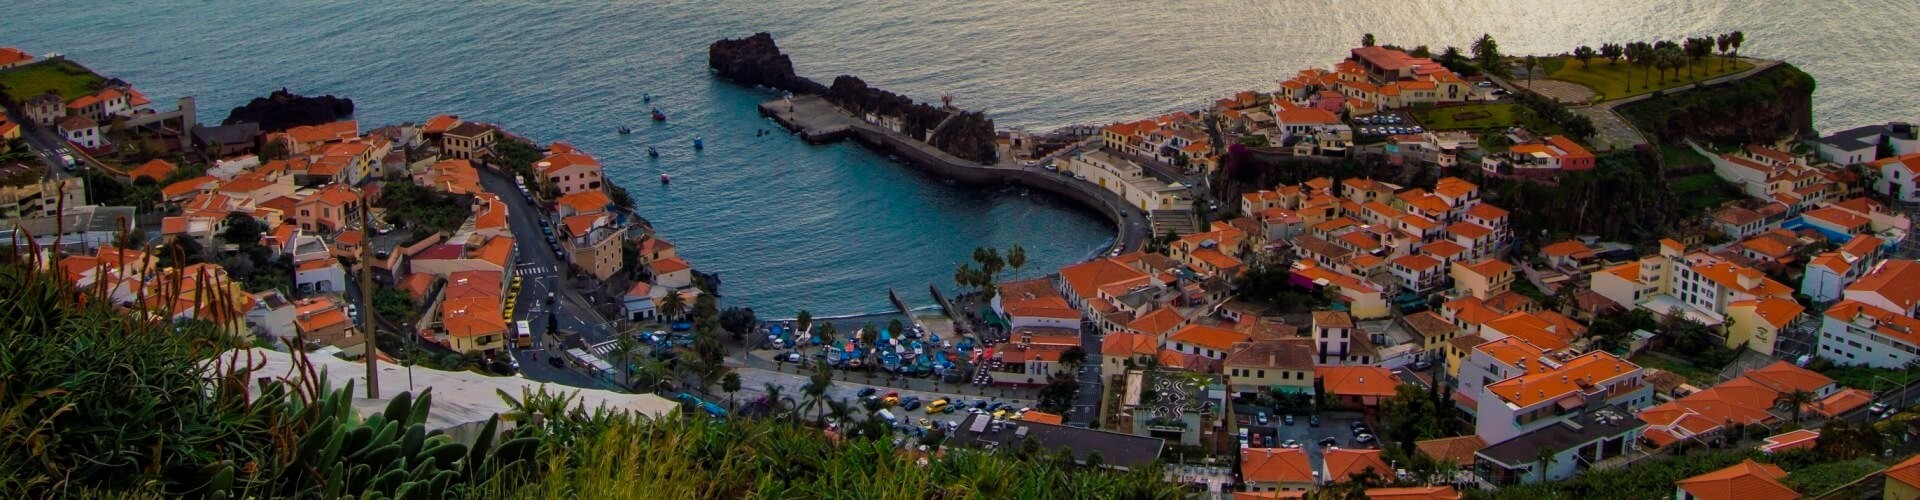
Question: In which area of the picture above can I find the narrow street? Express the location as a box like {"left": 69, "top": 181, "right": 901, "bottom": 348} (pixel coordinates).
{"left": 474, "top": 166, "right": 624, "bottom": 387}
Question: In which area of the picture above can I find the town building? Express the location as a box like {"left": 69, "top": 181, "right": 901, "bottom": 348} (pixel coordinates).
{"left": 1239, "top": 447, "right": 1314, "bottom": 494}
{"left": 1816, "top": 122, "right": 1916, "bottom": 165}
{"left": 1815, "top": 260, "right": 1920, "bottom": 367}
{"left": 1673, "top": 459, "right": 1799, "bottom": 500}
{"left": 537, "top": 143, "right": 606, "bottom": 196}
{"left": 1887, "top": 453, "right": 1920, "bottom": 500}
{"left": 1480, "top": 136, "right": 1594, "bottom": 177}
{"left": 1223, "top": 339, "right": 1316, "bottom": 399}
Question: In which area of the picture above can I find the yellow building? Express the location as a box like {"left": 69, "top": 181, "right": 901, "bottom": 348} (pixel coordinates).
{"left": 1724, "top": 297, "right": 1804, "bottom": 356}
{"left": 1223, "top": 339, "right": 1316, "bottom": 398}
{"left": 1450, "top": 258, "right": 1514, "bottom": 300}
{"left": 1887, "top": 453, "right": 1920, "bottom": 500}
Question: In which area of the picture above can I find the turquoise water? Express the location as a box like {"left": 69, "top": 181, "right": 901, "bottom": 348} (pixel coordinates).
{"left": 6, "top": 0, "right": 1913, "bottom": 315}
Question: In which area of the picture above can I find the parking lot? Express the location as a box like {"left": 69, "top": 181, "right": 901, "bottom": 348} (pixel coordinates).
{"left": 1237, "top": 407, "right": 1374, "bottom": 471}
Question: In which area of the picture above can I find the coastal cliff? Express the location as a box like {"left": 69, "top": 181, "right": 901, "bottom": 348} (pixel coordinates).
{"left": 710, "top": 33, "right": 997, "bottom": 163}
{"left": 222, "top": 88, "right": 355, "bottom": 132}
{"left": 707, "top": 32, "right": 826, "bottom": 95}
{"left": 1618, "top": 63, "right": 1816, "bottom": 145}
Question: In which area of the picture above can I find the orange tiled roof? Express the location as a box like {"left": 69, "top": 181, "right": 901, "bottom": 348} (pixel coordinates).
{"left": 1240, "top": 448, "right": 1313, "bottom": 484}
{"left": 1127, "top": 307, "right": 1185, "bottom": 336}
{"left": 652, "top": 256, "right": 691, "bottom": 275}
{"left": 1847, "top": 260, "right": 1920, "bottom": 312}
{"left": 1322, "top": 448, "right": 1392, "bottom": 484}
{"left": 1362, "top": 486, "right": 1461, "bottom": 500}
{"left": 129, "top": 159, "right": 176, "bottom": 182}
{"left": 1486, "top": 351, "right": 1638, "bottom": 408}
{"left": 1673, "top": 459, "right": 1798, "bottom": 500}
{"left": 557, "top": 190, "right": 614, "bottom": 214}
{"left": 1167, "top": 324, "right": 1249, "bottom": 351}
{"left": 536, "top": 151, "right": 602, "bottom": 175}
{"left": 1059, "top": 258, "right": 1148, "bottom": 302}
{"left": 1318, "top": 366, "right": 1397, "bottom": 399}
{"left": 1887, "top": 453, "right": 1920, "bottom": 490}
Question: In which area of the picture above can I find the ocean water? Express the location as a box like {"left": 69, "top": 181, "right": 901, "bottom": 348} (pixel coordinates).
{"left": 6, "top": 0, "right": 1914, "bottom": 315}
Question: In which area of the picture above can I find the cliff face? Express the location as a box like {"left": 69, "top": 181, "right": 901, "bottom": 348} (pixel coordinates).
{"left": 1619, "top": 63, "right": 1816, "bottom": 145}
{"left": 823, "top": 75, "right": 996, "bottom": 163}
{"left": 707, "top": 32, "right": 826, "bottom": 95}
{"left": 222, "top": 89, "right": 355, "bottom": 132}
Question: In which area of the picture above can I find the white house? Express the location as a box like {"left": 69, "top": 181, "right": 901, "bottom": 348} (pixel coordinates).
{"left": 58, "top": 115, "right": 103, "bottom": 149}
{"left": 1817, "top": 122, "right": 1917, "bottom": 165}
{"left": 623, "top": 281, "right": 659, "bottom": 322}
{"left": 1869, "top": 153, "right": 1920, "bottom": 202}
{"left": 1815, "top": 260, "right": 1920, "bottom": 368}
{"left": 295, "top": 257, "right": 347, "bottom": 294}
{"left": 1800, "top": 235, "right": 1885, "bottom": 302}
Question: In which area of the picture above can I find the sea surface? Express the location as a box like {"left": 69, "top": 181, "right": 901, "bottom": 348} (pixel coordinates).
{"left": 7, "top": 1, "right": 1915, "bottom": 315}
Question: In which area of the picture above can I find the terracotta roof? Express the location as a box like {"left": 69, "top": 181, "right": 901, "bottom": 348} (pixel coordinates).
{"left": 1420, "top": 240, "right": 1468, "bottom": 259}
{"left": 1540, "top": 239, "right": 1592, "bottom": 257}
{"left": 1275, "top": 107, "right": 1340, "bottom": 125}
{"left": 1458, "top": 258, "right": 1512, "bottom": 278}
{"left": 1446, "top": 221, "right": 1493, "bottom": 240}
{"left": 1464, "top": 203, "right": 1508, "bottom": 221}
{"left": 1240, "top": 448, "right": 1313, "bottom": 484}
{"left": 1887, "top": 453, "right": 1920, "bottom": 490}
{"left": 1322, "top": 448, "right": 1392, "bottom": 484}
{"left": 1690, "top": 261, "right": 1792, "bottom": 297}
{"left": 1127, "top": 307, "right": 1185, "bottom": 336}
{"left": 1729, "top": 298, "right": 1804, "bottom": 329}
{"left": 1403, "top": 311, "right": 1455, "bottom": 341}
{"left": 1673, "top": 459, "right": 1798, "bottom": 500}
{"left": 1485, "top": 351, "right": 1638, "bottom": 408}
{"left": 1362, "top": 486, "right": 1461, "bottom": 500}
{"left": 1848, "top": 260, "right": 1920, "bottom": 312}
{"left": 1758, "top": 429, "right": 1821, "bottom": 454}
{"left": 284, "top": 121, "right": 358, "bottom": 145}
{"left": 651, "top": 256, "right": 691, "bottom": 275}
{"left": 1392, "top": 254, "right": 1442, "bottom": 272}
{"left": 422, "top": 114, "right": 460, "bottom": 134}
{"left": 441, "top": 297, "right": 506, "bottom": 338}
{"left": 1801, "top": 206, "right": 1870, "bottom": 231}
{"left": 1168, "top": 324, "right": 1249, "bottom": 351}
{"left": 557, "top": 190, "right": 613, "bottom": 215}
{"left": 1312, "top": 310, "right": 1354, "bottom": 329}
{"left": 1825, "top": 299, "right": 1920, "bottom": 346}
{"left": 1414, "top": 436, "right": 1487, "bottom": 464}
{"left": 1058, "top": 258, "right": 1148, "bottom": 302}
{"left": 1101, "top": 332, "right": 1157, "bottom": 357}
{"left": 129, "top": 159, "right": 176, "bottom": 182}
{"left": 1742, "top": 361, "right": 1834, "bottom": 395}
{"left": 0, "top": 47, "right": 31, "bottom": 66}
{"left": 536, "top": 151, "right": 602, "bottom": 175}
{"left": 1805, "top": 388, "right": 1873, "bottom": 418}
{"left": 1318, "top": 366, "right": 1397, "bottom": 399}
{"left": 1223, "top": 338, "right": 1314, "bottom": 370}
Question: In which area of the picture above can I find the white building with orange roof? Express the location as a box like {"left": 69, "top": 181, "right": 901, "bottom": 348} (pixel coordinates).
{"left": 1388, "top": 253, "right": 1445, "bottom": 294}
{"left": 292, "top": 183, "right": 359, "bottom": 235}
{"left": 293, "top": 295, "right": 361, "bottom": 348}
{"left": 1868, "top": 152, "right": 1920, "bottom": 202}
{"left": 1164, "top": 324, "right": 1248, "bottom": 363}
{"left": 1813, "top": 260, "right": 1920, "bottom": 367}
{"left": 1240, "top": 447, "right": 1315, "bottom": 494}
{"left": 275, "top": 120, "right": 359, "bottom": 156}
{"left": 416, "top": 158, "right": 483, "bottom": 196}
{"left": 1291, "top": 261, "right": 1388, "bottom": 320}
{"left": 535, "top": 144, "right": 606, "bottom": 196}
{"left": 1472, "top": 350, "right": 1649, "bottom": 457}
{"left": 650, "top": 256, "right": 693, "bottom": 291}
{"left": 470, "top": 192, "right": 511, "bottom": 239}
{"left": 1450, "top": 258, "right": 1514, "bottom": 300}
{"left": 1481, "top": 136, "right": 1595, "bottom": 178}
{"left": 1801, "top": 234, "right": 1887, "bottom": 301}
{"left": 993, "top": 278, "right": 1080, "bottom": 330}
{"left": 1673, "top": 459, "right": 1799, "bottom": 500}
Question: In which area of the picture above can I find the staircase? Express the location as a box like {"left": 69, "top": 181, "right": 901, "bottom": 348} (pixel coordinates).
{"left": 1149, "top": 209, "right": 1198, "bottom": 236}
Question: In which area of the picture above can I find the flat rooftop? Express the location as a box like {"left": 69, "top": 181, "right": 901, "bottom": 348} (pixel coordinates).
{"left": 949, "top": 413, "right": 1163, "bottom": 470}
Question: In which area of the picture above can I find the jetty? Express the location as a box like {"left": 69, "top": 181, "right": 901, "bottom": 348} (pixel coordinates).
{"left": 762, "top": 95, "right": 1150, "bottom": 253}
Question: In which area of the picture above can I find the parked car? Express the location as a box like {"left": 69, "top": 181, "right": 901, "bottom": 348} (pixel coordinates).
{"left": 1354, "top": 433, "right": 1376, "bottom": 444}
{"left": 903, "top": 400, "right": 923, "bottom": 412}
{"left": 858, "top": 387, "right": 878, "bottom": 398}
{"left": 1282, "top": 414, "right": 1295, "bottom": 426}
{"left": 1256, "top": 412, "right": 1269, "bottom": 425}
{"left": 1318, "top": 437, "right": 1338, "bottom": 447}
{"left": 1309, "top": 415, "right": 1321, "bottom": 427}
{"left": 1281, "top": 439, "right": 1301, "bottom": 449}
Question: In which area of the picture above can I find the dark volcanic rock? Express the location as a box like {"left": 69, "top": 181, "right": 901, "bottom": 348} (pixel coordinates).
{"left": 223, "top": 89, "right": 355, "bottom": 132}
{"left": 1618, "top": 64, "right": 1816, "bottom": 146}
{"left": 823, "top": 75, "right": 997, "bottom": 163}
{"left": 708, "top": 32, "right": 826, "bottom": 95}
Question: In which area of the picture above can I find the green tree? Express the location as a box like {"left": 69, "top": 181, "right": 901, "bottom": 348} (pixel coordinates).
{"left": 802, "top": 361, "right": 834, "bottom": 426}
{"left": 720, "top": 371, "right": 742, "bottom": 410}
{"left": 659, "top": 290, "right": 687, "bottom": 321}
{"left": 1006, "top": 244, "right": 1027, "bottom": 280}
{"left": 1728, "top": 31, "right": 1744, "bottom": 64}
{"left": 1523, "top": 55, "right": 1539, "bottom": 87}
{"left": 1361, "top": 33, "right": 1376, "bottom": 48}
{"left": 1775, "top": 389, "right": 1816, "bottom": 425}
{"left": 1573, "top": 45, "right": 1596, "bottom": 68}
{"left": 1059, "top": 346, "right": 1087, "bottom": 373}
{"left": 1036, "top": 370, "right": 1079, "bottom": 414}
{"left": 1600, "top": 43, "right": 1623, "bottom": 65}
{"left": 1471, "top": 33, "right": 1502, "bottom": 71}
{"left": 796, "top": 309, "right": 813, "bottom": 333}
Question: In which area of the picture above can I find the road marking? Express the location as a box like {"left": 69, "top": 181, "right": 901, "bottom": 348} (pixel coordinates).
{"left": 515, "top": 266, "right": 552, "bottom": 276}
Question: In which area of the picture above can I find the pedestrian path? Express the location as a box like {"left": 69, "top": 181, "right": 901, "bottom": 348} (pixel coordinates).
{"left": 515, "top": 265, "right": 555, "bottom": 277}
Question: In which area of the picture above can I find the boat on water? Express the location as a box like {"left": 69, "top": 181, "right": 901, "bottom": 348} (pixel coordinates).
{"left": 647, "top": 146, "right": 659, "bottom": 158}
{"left": 693, "top": 137, "right": 704, "bottom": 150}
{"left": 651, "top": 108, "right": 666, "bottom": 121}
{"left": 617, "top": 126, "right": 631, "bottom": 134}
{"left": 643, "top": 92, "right": 651, "bottom": 103}
{"left": 660, "top": 173, "right": 671, "bottom": 185}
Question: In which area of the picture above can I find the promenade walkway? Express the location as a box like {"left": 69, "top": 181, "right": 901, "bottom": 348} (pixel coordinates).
{"left": 766, "top": 95, "right": 1152, "bottom": 253}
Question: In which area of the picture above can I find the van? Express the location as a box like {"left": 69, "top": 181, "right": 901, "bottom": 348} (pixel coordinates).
{"left": 878, "top": 409, "right": 896, "bottom": 423}
{"left": 926, "top": 400, "right": 949, "bottom": 413}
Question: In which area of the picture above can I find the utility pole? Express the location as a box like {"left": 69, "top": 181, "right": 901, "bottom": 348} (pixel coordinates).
{"left": 360, "top": 187, "right": 379, "bottom": 399}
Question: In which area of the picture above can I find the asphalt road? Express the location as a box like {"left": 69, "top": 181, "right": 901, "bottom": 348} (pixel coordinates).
{"left": 3, "top": 108, "right": 80, "bottom": 180}
{"left": 474, "top": 166, "right": 626, "bottom": 386}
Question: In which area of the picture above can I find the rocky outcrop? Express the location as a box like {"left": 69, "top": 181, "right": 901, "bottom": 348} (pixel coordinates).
{"left": 1618, "top": 64, "right": 1816, "bottom": 146}
{"left": 222, "top": 89, "right": 355, "bottom": 132}
{"left": 823, "top": 76, "right": 997, "bottom": 163}
{"left": 707, "top": 32, "right": 826, "bottom": 95}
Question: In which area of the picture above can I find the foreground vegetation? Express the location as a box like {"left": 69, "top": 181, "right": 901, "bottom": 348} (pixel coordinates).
{"left": 0, "top": 252, "right": 1183, "bottom": 498}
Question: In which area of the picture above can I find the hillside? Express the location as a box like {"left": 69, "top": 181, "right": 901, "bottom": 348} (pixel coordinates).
{"left": 0, "top": 254, "right": 1183, "bottom": 498}
{"left": 1616, "top": 63, "right": 1817, "bottom": 146}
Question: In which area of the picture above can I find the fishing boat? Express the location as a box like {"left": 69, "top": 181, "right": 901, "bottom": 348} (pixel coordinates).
{"left": 659, "top": 173, "right": 670, "bottom": 185}
{"left": 643, "top": 92, "right": 651, "bottom": 103}
{"left": 692, "top": 137, "right": 704, "bottom": 150}
{"left": 647, "top": 147, "right": 659, "bottom": 158}
{"left": 651, "top": 108, "right": 666, "bottom": 121}
{"left": 617, "top": 126, "right": 631, "bottom": 134}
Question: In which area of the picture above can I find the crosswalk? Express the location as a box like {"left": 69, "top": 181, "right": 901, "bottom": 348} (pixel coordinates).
{"left": 514, "top": 265, "right": 554, "bottom": 277}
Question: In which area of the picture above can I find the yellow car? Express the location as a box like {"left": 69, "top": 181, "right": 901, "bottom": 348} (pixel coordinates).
{"left": 882, "top": 395, "right": 900, "bottom": 407}
{"left": 926, "top": 400, "right": 949, "bottom": 414}
{"left": 992, "top": 409, "right": 1009, "bottom": 419}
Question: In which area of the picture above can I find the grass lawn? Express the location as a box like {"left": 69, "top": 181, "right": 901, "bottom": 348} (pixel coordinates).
{"left": 1815, "top": 363, "right": 1920, "bottom": 392}
{"left": 1669, "top": 173, "right": 1742, "bottom": 215}
{"left": 1545, "top": 56, "right": 1754, "bottom": 101}
{"left": 0, "top": 59, "right": 105, "bottom": 102}
{"left": 1630, "top": 352, "right": 1720, "bottom": 386}
{"left": 1411, "top": 103, "right": 1565, "bottom": 134}
{"left": 1659, "top": 143, "right": 1710, "bottom": 168}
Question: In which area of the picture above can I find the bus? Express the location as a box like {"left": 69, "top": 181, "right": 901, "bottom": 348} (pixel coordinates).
{"left": 514, "top": 320, "right": 532, "bottom": 348}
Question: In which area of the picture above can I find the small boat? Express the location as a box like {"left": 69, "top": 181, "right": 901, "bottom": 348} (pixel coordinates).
{"left": 617, "top": 126, "right": 631, "bottom": 134}
{"left": 643, "top": 93, "right": 652, "bottom": 103}
{"left": 647, "top": 147, "right": 659, "bottom": 158}
{"left": 660, "top": 173, "right": 671, "bottom": 185}
{"left": 693, "top": 138, "right": 704, "bottom": 150}
{"left": 651, "top": 108, "right": 666, "bottom": 121}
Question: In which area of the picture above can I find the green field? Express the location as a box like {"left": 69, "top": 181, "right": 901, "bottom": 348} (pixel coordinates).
{"left": 1669, "top": 173, "right": 1743, "bottom": 215}
{"left": 1629, "top": 352, "right": 1720, "bottom": 386}
{"left": 1410, "top": 103, "right": 1564, "bottom": 132}
{"left": 1545, "top": 56, "right": 1754, "bottom": 101}
{"left": 1658, "top": 143, "right": 1710, "bottom": 168}
{"left": 0, "top": 59, "right": 105, "bottom": 101}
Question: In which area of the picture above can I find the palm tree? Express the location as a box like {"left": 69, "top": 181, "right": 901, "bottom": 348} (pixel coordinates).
{"left": 1715, "top": 34, "right": 1732, "bottom": 72}
{"left": 761, "top": 383, "right": 795, "bottom": 419}
{"left": 1625, "top": 42, "right": 1649, "bottom": 89}
{"left": 659, "top": 291, "right": 687, "bottom": 322}
{"left": 1007, "top": 244, "right": 1027, "bottom": 281}
{"left": 953, "top": 263, "right": 977, "bottom": 295}
{"left": 796, "top": 309, "right": 813, "bottom": 333}
{"left": 1681, "top": 38, "right": 1703, "bottom": 79}
{"left": 816, "top": 321, "right": 838, "bottom": 345}
{"left": 1600, "top": 43, "right": 1623, "bottom": 65}
{"left": 720, "top": 371, "right": 741, "bottom": 410}
{"left": 1533, "top": 446, "right": 1559, "bottom": 482}
{"left": 801, "top": 362, "right": 834, "bottom": 425}
{"left": 1728, "top": 31, "right": 1745, "bottom": 64}
{"left": 1776, "top": 389, "right": 1816, "bottom": 424}
{"left": 1656, "top": 43, "right": 1684, "bottom": 84}
{"left": 1523, "top": 55, "right": 1539, "bottom": 87}
{"left": 826, "top": 397, "right": 856, "bottom": 430}
{"left": 613, "top": 333, "right": 640, "bottom": 387}
{"left": 1361, "top": 33, "right": 1376, "bottom": 48}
